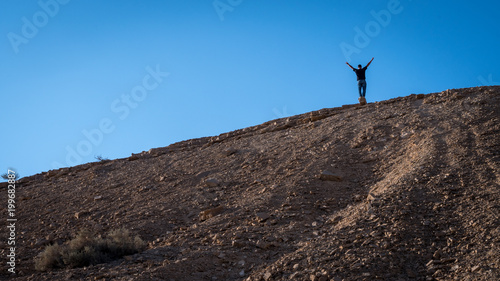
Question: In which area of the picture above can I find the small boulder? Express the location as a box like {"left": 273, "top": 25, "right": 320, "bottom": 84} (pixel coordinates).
{"left": 205, "top": 178, "right": 220, "bottom": 187}
{"left": 256, "top": 212, "right": 270, "bottom": 222}
{"left": 366, "top": 193, "right": 380, "bottom": 206}
{"left": 74, "top": 211, "right": 90, "bottom": 219}
{"left": 358, "top": 97, "right": 367, "bottom": 105}
{"left": 319, "top": 170, "right": 343, "bottom": 182}
{"left": 222, "top": 148, "right": 238, "bottom": 157}
{"left": 199, "top": 206, "right": 224, "bottom": 221}
{"left": 128, "top": 153, "right": 140, "bottom": 161}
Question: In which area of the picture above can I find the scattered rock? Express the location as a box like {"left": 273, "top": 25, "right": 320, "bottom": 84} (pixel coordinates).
{"left": 256, "top": 240, "right": 275, "bottom": 250}
{"left": 366, "top": 193, "right": 380, "bottom": 204}
{"left": 128, "top": 153, "right": 140, "bottom": 161}
{"left": 471, "top": 265, "right": 481, "bottom": 272}
{"left": 231, "top": 240, "right": 246, "bottom": 248}
{"left": 74, "top": 211, "right": 90, "bottom": 219}
{"left": 205, "top": 178, "right": 220, "bottom": 187}
{"left": 199, "top": 206, "right": 225, "bottom": 221}
{"left": 433, "top": 249, "right": 442, "bottom": 259}
{"left": 46, "top": 169, "right": 58, "bottom": 178}
{"left": 34, "top": 238, "right": 50, "bottom": 247}
{"left": 222, "top": 147, "right": 238, "bottom": 156}
{"left": 256, "top": 212, "right": 270, "bottom": 222}
{"left": 319, "top": 170, "right": 343, "bottom": 182}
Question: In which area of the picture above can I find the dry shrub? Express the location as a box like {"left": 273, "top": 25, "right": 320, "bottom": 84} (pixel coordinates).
{"left": 35, "top": 228, "right": 146, "bottom": 271}
{"left": 34, "top": 244, "right": 64, "bottom": 271}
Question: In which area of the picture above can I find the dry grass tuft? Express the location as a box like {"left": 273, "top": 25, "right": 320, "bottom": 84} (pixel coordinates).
{"left": 35, "top": 228, "right": 146, "bottom": 271}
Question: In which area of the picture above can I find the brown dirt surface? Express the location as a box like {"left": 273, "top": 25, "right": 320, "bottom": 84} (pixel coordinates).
{"left": 1, "top": 86, "right": 499, "bottom": 281}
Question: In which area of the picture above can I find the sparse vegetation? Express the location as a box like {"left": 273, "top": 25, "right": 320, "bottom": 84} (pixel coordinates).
{"left": 1, "top": 168, "right": 19, "bottom": 180}
{"left": 35, "top": 228, "right": 146, "bottom": 271}
{"left": 95, "top": 155, "right": 110, "bottom": 162}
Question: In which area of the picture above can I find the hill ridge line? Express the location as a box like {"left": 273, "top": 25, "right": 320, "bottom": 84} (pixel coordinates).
{"left": 140, "top": 86, "right": 495, "bottom": 155}
{"left": 15, "top": 85, "right": 497, "bottom": 183}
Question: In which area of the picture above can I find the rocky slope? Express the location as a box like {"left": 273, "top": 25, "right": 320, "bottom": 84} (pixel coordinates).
{"left": 1, "top": 86, "right": 499, "bottom": 281}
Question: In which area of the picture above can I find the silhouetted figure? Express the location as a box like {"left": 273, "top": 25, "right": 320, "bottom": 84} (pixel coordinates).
{"left": 346, "top": 57, "right": 374, "bottom": 98}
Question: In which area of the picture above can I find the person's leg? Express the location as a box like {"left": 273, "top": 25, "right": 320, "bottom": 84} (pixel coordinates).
{"left": 357, "top": 80, "right": 363, "bottom": 97}
{"left": 362, "top": 80, "right": 367, "bottom": 97}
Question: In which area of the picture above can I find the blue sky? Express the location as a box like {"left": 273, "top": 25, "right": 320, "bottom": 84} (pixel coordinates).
{"left": 1, "top": 0, "right": 499, "bottom": 178}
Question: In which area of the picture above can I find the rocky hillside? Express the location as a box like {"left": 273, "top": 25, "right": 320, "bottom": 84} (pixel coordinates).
{"left": 1, "top": 86, "right": 499, "bottom": 281}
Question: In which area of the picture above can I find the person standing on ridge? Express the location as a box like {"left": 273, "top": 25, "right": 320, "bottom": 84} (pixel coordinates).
{"left": 346, "top": 57, "right": 374, "bottom": 104}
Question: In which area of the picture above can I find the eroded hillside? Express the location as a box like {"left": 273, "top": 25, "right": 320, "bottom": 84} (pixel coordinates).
{"left": 1, "top": 86, "right": 499, "bottom": 281}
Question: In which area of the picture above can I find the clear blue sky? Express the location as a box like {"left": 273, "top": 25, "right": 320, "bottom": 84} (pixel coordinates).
{"left": 1, "top": 0, "right": 499, "bottom": 178}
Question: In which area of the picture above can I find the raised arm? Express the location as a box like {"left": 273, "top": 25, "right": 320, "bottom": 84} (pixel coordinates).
{"left": 365, "top": 57, "right": 374, "bottom": 68}
{"left": 346, "top": 62, "right": 355, "bottom": 70}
